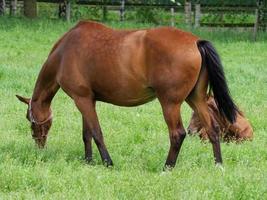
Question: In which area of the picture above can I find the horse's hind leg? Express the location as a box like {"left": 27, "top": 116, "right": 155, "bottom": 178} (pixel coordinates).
{"left": 186, "top": 64, "right": 222, "bottom": 165}
{"left": 158, "top": 98, "right": 186, "bottom": 169}
{"left": 74, "top": 97, "right": 113, "bottom": 166}
{"left": 187, "top": 95, "right": 223, "bottom": 164}
{"left": 82, "top": 116, "right": 93, "bottom": 163}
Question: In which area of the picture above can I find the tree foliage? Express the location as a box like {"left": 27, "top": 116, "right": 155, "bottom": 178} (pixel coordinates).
{"left": 76, "top": 0, "right": 257, "bottom": 6}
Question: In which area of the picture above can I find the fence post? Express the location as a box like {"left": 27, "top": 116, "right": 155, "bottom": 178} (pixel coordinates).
{"left": 185, "top": 1, "right": 192, "bottom": 27}
{"left": 0, "top": 0, "right": 5, "bottom": 15}
{"left": 120, "top": 0, "right": 125, "bottom": 21}
{"left": 194, "top": 3, "right": 201, "bottom": 28}
{"left": 24, "top": 0, "right": 37, "bottom": 18}
{"left": 66, "top": 0, "right": 70, "bottom": 22}
{"left": 103, "top": 6, "right": 107, "bottom": 21}
{"left": 171, "top": 7, "right": 175, "bottom": 27}
{"left": 10, "top": 0, "right": 16, "bottom": 16}
{"left": 102, "top": 0, "right": 107, "bottom": 21}
{"left": 59, "top": 1, "right": 66, "bottom": 19}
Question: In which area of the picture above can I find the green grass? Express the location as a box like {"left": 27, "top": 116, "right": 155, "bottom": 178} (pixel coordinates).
{"left": 0, "top": 17, "right": 266, "bottom": 199}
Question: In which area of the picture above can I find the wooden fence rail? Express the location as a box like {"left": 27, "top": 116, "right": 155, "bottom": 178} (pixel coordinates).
{"left": 184, "top": 1, "right": 266, "bottom": 40}
{"left": 1, "top": 0, "right": 266, "bottom": 40}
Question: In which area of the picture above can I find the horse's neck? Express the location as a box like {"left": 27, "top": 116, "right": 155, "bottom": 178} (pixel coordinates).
{"left": 31, "top": 61, "right": 59, "bottom": 122}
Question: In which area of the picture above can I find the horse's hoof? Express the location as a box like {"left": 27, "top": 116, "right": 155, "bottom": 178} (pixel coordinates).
{"left": 103, "top": 159, "right": 113, "bottom": 168}
{"left": 215, "top": 163, "right": 225, "bottom": 172}
{"left": 85, "top": 157, "right": 93, "bottom": 164}
{"left": 163, "top": 165, "right": 174, "bottom": 172}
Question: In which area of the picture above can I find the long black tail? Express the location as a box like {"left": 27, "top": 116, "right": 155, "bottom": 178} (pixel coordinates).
{"left": 197, "top": 40, "right": 238, "bottom": 123}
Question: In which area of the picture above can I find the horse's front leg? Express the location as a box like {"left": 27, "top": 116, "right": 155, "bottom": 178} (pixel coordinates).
{"left": 160, "top": 100, "right": 186, "bottom": 170}
{"left": 75, "top": 97, "right": 113, "bottom": 166}
{"left": 82, "top": 117, "right": 93, "bottom": 163}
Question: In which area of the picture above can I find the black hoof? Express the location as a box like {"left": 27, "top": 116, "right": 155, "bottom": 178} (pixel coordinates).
{"left": 85, "top": 157, "right": 93, "bottom": 164}
{"left": 103, "top": 159, "right": 113, "bottom": 167}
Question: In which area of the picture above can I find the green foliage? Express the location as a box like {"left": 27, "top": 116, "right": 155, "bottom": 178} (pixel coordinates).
{"left": 71, "top": 5, "right": 102, "bottom": 21}
{"left": 0, "top": 17, "right": 267, "bottom": 199}
{"left": 135, "top": 6, "right": 161, "bottom": 24}
{"left": 75, "top": 0, "right": 257, "bottom": 6}
{"left": 36, "top": 2, "right": 183, "bottom": 25}
{"left": 132, "top": 6, "right": 182, "bottom": 25}
{"left": 191, "top": 0, "right": 257, "bottom": 6}
{"left": 38, "top": 3, "right": 59, "bottom": 19}
{"left": 201, "top": 13, "right": 256, "bottom": 24}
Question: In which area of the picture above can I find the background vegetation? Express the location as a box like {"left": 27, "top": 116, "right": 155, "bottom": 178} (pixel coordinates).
{"left": 0, "top": 16, "right": 266, "bottom": 199}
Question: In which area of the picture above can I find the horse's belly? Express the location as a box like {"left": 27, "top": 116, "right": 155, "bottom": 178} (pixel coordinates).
{"left": 95, "top": 86, "right": 156, "bottom": 107}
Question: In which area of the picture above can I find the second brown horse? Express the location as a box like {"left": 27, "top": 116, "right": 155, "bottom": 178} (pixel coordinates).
{"left": 16, "top": 21, "right": 238, "bottom": 169}
{"left": 188, "top": 96, "right": 253, "bottom": 142}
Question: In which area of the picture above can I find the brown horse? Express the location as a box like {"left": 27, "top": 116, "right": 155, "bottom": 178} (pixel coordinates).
{"left": 188, "top": 96, "right": 253, "bottom": 142}
{"left": 16, "top": 21, "right": 238, "bottom": 169}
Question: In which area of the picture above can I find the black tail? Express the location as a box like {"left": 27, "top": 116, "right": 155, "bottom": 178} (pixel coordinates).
{"left": 197, "top": 40, "right": 238, "bottom": 123}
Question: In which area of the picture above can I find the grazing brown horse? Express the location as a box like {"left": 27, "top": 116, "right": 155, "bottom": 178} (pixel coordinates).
{"left": 16, "top": 21, "right": 238, "bottom": 169}
{"left": 188, "top": 96, "right": 253, "bottom": 142}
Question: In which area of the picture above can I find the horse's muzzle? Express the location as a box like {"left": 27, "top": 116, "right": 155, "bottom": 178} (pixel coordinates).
{"left": 33, "top": 137, "right": 47, "bottom": 149}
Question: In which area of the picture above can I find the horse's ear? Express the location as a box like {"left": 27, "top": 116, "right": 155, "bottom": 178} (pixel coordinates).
{"left": 16, "top": 95, "right": 30, "bottom": 105}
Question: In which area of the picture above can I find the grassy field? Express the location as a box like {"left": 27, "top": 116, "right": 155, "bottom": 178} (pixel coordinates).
{"left": 0, "top": 17, "right": 266, "bottom": 199}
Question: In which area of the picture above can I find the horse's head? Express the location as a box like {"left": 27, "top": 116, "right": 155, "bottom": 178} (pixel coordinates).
{"left": 16, "top": 95, "right": 52, "bottom": 148}
{"left": 187, "top": 111, "right": 202, "bottom": 135}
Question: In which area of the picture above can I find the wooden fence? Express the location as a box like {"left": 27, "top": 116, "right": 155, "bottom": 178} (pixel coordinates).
{"left": 1, "top": 0, "right": 23, "bottom": 15}
{"left": 2, "top": 0, "right": 182, "bottom": 24}
{"left": 185, "top": 2, "right": 266, "bottom": 40}
{"left": 1, "top": 0, "right": 266, "bottom": 38}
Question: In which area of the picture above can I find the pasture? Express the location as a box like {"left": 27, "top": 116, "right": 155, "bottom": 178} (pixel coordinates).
{"left": 0, "top": 17, "right": 266, "bottom": 199}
